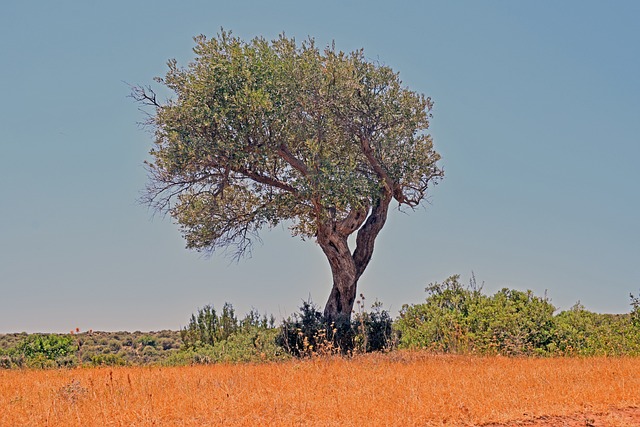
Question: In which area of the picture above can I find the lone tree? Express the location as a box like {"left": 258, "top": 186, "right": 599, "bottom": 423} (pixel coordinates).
{"left": 133, "top": 31, "right": 443, "bottom": 325}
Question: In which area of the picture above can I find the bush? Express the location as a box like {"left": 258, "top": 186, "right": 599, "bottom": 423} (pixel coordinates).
{"left": 108, "top": 339, "right": 122, "bottom": 353}
{"left": 90, "top": 353, "right": 128, "bottom": 366}
{"left": 396, "top": 275, "right": 556, "bottom": 355}
{"left": 396, "top": 275, "right": 483, "bottom": 353}
{"left": 552, "top": 303, "right": 640, "bottom": 356}
{"left": 136, "top": 335, "right": 157, "bottom": 348}
{"left": 631, "top": 293, "right": 640, "bottom": 328}
{"left": 353, "top": 298, "right": 395, "bottom": 353}
{"left": 169, "top": 304, "right": 288, "bottom": 365}
{"left": 11, "top": 334, "right": 78, "bottom": 367}
{"left": 19, "top": 334, "right": 75, "bottom": 360}
{"left": 180, "top": 303, "right": 238, "bottom": 349}
{"left": 396, "top": 275, "right": 640, "bottom": 356}
{"left": 278, "top": 300, "right": 335, "bottom": 357}
{"left": 278, "top": 298, "right": 395, "bottom": 357}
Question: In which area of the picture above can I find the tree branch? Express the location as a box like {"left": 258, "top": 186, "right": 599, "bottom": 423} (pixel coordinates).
{"left": 234, "top": 165, "right": 299, "bottom": 195}
{"left": 129, "top": 84, "right": 161, "bottom": 108}
{"left": 352, "top": 190, "right": 392, "bottom": 279}
{"left": 334, "top": 205, "right": 369, "bottom": 237}
{"left": 277, "top": 144, "right": 310, "bottom": 177}
{"left": 359, "top": 136, "right": 404, "bottom": 203}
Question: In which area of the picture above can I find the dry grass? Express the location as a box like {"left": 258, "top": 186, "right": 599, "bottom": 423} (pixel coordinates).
{"left": 1, "top": 352, "right": 639, "bottom": 426}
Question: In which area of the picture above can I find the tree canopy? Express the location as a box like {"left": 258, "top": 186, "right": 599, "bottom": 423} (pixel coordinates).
{"left": 134, "top": 30, "right": 443, "bottom": 322}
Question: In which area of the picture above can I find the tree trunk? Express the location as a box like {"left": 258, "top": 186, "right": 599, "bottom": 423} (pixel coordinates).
{"left": 317, "top": 230, "right": 357, "bottom": 326}
{"left": 319, "top": 193, "right": 392, "bottom": 325}
{"left": 323, "top": 268, "right": 359, "bottom": 327}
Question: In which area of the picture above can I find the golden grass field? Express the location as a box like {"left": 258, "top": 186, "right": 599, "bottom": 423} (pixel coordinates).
{"left": 2, "top": 352, "right": 640, "bottom": 426}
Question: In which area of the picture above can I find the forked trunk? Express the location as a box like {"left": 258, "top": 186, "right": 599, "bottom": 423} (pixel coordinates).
{"left": 319, "top": 193, "right": 392, "bottom": 325}
{"left": 316, "top": 231, "right": 357, "bottom": 326}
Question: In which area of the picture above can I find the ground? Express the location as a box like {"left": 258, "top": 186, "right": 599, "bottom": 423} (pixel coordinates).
{"left": 483, "top": 407, "right": 640, "bottom": 427}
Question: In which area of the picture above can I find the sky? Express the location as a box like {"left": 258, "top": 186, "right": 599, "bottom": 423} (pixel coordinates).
{"left": 1, "top": 1, "right": 639, "bottom": 333}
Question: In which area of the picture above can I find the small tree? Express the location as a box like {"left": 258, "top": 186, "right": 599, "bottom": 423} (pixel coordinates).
{"left": 133, "top": 30, "right": 443, "bottom": 323}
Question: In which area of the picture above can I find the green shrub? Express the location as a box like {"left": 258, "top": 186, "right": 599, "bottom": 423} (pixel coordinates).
{"left": 396, "top": 275, "right": 556, "bottom": 355}
{"left": 142, "top": 345, "right": 158, "bottom": 357}
{"left": 180, "top": 303, "right": 238, "bottom": 349}
{"left": 631, "top": 293, "right": 640, "bottom": 328}
{"left": 158, "top": 338, "right": 177, "bottom": 350}
{"left": 108, "top": 339, "right": 122, "bottom": 353}
{"left": 170, "top": 304, "right": 287, "bottom": 365}
{"left": 553, "top": 303, "right": 640, "bottom": 356}
{"left": 136, "top": 335, "right": 157, "bottom": 348}
{"left": 13, "top": 334, "right": 77, "bottom": 367}
{"left": 90, "top": 353, "right": 128, "bottom": 366}
{"left": 396, "top": 275, "right": 482, "bottom": 353}
{"left": 396, "top": 275, "right": 640, "bottom": 356}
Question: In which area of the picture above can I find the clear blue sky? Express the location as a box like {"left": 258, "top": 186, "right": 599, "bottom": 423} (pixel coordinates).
{"left": 1, "top": 1, "right": 638, "bottom": 333}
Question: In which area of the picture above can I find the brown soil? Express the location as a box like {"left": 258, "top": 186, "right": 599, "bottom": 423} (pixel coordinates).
{"left": 482, "top": 407, "right": 640, "bottom": 427}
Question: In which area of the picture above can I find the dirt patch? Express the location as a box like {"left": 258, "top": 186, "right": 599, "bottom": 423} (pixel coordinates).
{"left": 482, "top": 407, "right": 640, "bottom": 427}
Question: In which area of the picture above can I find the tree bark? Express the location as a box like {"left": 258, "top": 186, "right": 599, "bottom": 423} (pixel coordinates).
{"left": 319, "top": 192, "right": 392, "bottom": 325}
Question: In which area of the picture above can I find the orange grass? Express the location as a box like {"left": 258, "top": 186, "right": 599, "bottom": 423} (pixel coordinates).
{"left": 1, "top": 352, "right": 639, "bottom": 426}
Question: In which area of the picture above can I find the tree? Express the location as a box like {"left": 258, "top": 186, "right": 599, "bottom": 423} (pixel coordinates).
{"left": 133, "top": 30, "right": 443, "bottom": 324}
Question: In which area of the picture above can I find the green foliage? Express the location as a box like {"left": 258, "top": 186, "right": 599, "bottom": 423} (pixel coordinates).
{"left": 180, "top": 303, "right": 239, "bottom": 349}
{"left": 135, "top": 29, "right": 442, "bottom": 258}
{"left": 552, "top": 303, "right": 640, "bottom": 356}
{"left": 89, "top": 353, "right": 128, "bottom": 366}
{"left": 396, "top": 275, "right": 557, "bottom": 355}
{"left": 0, "top": 334, "right": 79, "bottom": 369}
{"left": 136, "top": 335, "right": 157, "bottom": 348}
{"left": 3, "top": 287, "right": 639, "bottom": 370}
{"left": 169, "top": 303, "right": 287, "bottom": 365}
{"left": 0, "top": 330, "right": 182, "bottom": 369}
{"left": 19, "top": 334, "right": 75, "bottom": 360}
{"left": 631, "top": 293, "right": 640, "bottom": 328}
{"left": 396, "top": 275, "right": 640, "bottom": 356}
{"left": 166, "top": 327, "right": 288, "bottom": 365}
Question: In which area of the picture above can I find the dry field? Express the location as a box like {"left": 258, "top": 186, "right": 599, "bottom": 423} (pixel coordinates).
{"left": 1, "top": 352, "right": 639, "bottom": 426}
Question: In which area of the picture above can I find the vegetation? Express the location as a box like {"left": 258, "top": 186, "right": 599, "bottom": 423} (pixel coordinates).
{"left": 0, "top": 330, "right": 182, "bottom": 369}
{"left": 2, "top": 278, "right": 639, "bottom": 369}
{"left": 396, "top": 275, "right": 640, "bottom": 356}
{"left": 168, "top": 304, "right": 287, "bottom": 365}
{"left": 132, "top": 30, "right": 443, "bottom": 323}
{"left": 278, "top": 296, "right": 394, "bottom": 356}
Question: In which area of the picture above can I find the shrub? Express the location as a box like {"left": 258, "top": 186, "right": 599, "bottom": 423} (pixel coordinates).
{"left": 108, "top": 339, "right": 122, "bottom": 353}
{"left": 158, "top": 338, "right": 177, "bottom": 351}
{"left": 171, "top": 304, "right": 288, "bottom": 364}
{"left": 396, "top": 275, "right": 481, "bottom": 353}
{"left": 90, "top": 353, "right": 127, "bottom": 366}
{"left": 278, "top": 298, "right": 395, "bottom": 357}
{"left": 396, "top": 275, "right": 640, "bottom": 356}
{"left": 631, "top": 293, "right": 640, "bottom": 328}
{"left": 277, "top": 300, "right": 335, "bottom": 357}
{"left": 553, "top": 303, "right": 640, "bottom": 356}
{"left": 142, "top": 345, "right": 158, "bottom": 357}
{"left": 180, "top": 303, "right": 238, "bottom": 349}
{"left": 16, "top": 334, "right": 77, "bottom": 367}
{"left": 396, "top": 275, "right": 556, "bottom": 355}
{"left": 136, "top": 335, "right": 157, "bottom": 348}
{"left": 353, "top": 298, "right": 395, "bottom": 353}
